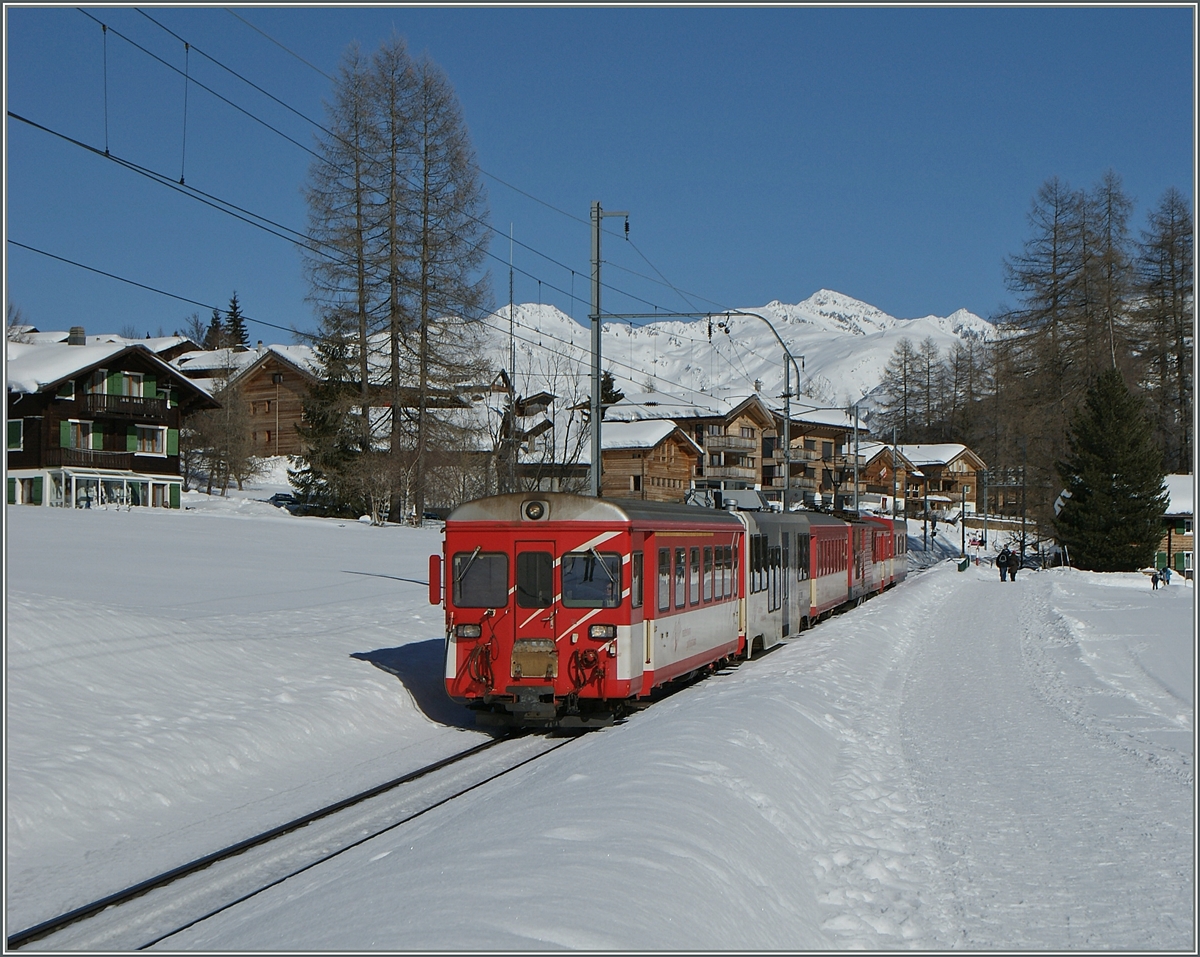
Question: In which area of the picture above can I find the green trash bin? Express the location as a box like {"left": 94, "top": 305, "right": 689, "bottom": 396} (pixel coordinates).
{"left": 957, "top": 556, "right": 970, "bottom": 572}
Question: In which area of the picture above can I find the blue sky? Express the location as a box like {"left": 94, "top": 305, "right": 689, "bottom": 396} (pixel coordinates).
{"left": 4, "top": 5, "right": 1194, "bottom": 343}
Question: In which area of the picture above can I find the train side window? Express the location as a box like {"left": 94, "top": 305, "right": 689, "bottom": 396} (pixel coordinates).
{"left": 453, "top": 551, "right": 508, "bottom": 608}
{"left": 658, "top": 548, "right": 671, "bottom": 610}
{"left": 516, "top": 552, "right": 554, "bottom": 608}
{"left": 797, "top": 534, "right": 810, "bottom": 580}
{"left": 631, "top": 551, "right": 643, "bottom": 608}
{"left": 561, "top": 551, "right": 622, "bottom": 608}
{"left": 689, "top": 547, "right": 701, "bottom": 605}
{"left": 724, "top": 544, "right": 733, "bottom": 598}
{"left": 703, "top": 546, "right": 713, "bottom": 601}
{"left": 675, "top": 547, "right": 687, "bottom": 608}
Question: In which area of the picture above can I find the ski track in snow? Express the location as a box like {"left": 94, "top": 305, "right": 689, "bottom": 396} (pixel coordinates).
{"left": 898, "top": 567, "right": 1193, "bottom": 949}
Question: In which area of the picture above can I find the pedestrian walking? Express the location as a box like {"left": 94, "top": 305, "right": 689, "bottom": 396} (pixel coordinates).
{"left": 1152, "top": 570, "right": 1160, "bottom": 590}
{"left": 1162, "top": 566, "right": 1172, "bottom": 585}
{"left": 1009, "top": 549, "right": 1020, "bottom": 581}
{"left": 998, "top": 546, "right": 1011, "bottom": 582}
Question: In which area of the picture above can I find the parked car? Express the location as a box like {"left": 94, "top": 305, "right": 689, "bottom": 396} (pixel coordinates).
{"left": 268, "top": 493, "right": 297, "bottom": 510}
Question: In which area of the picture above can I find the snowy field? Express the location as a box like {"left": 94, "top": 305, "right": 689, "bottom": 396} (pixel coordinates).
{"left": 5, "top": 470, "right": 1194, "bottom": 950}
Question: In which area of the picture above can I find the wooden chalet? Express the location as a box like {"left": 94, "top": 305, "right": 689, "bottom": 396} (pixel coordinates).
{"left": 7, "top": 329, "right": 219, "bottom": 508}
{"left": 598, "top": 420, "right": 702, "bottom": 502}
{"left": 1157, "top": 474, "right": 1193, "bottom": 577}
{"left": 897, "top": 444, "right": 987, "bottom": 517}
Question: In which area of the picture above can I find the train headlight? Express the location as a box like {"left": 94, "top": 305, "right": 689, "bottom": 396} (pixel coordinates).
{"left": 588, "top": 624, "right": 617, "bottom": 640}
{"left": 455, "top": 623, "right": 482, "bottom": 638}
{"left": 521, "top": 500, "right": 549, "bottom": 521}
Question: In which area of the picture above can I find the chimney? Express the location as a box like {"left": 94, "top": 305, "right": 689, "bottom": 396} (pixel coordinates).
{"left": 257, "top": 340, "right": 264, "bottom": 353}
{"left": 67, "top": 325, "right": 86, "bottom": 345}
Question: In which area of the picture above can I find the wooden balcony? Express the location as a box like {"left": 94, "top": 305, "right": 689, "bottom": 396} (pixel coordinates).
{"left": 44, "top": 448, "right": 136, "bottom": 469}
{"left": 703, "top": 464, "right": 758, "bottom": 482}
{"left": 84, "top": 393, "right": 168, "bottom": 418}
{"left": 702, "top": 434, "right": 756, "bottom": 452}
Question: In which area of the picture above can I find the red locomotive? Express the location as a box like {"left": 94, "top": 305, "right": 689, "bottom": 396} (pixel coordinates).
{"left": 429, "top": 492, "right": 906, "bottom": 728}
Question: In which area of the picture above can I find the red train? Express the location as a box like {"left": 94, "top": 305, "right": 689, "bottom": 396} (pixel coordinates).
{"left": 429, "top": 493, "right": 907, "bottom": 728}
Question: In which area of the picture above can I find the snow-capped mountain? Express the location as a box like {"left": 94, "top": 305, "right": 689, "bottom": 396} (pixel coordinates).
{"left": 484, "top": 290, "right": 996, "bottom": 417}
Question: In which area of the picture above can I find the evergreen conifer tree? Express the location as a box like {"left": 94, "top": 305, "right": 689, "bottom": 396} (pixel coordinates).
{"left": 203, "top": 309, "right": 225, "bottom": 350}
{"left": 1054, "top": 368, "right": 1168, "bottom": 571}
{"left": 224, "top": 292, "right": 250, "bottom": 349}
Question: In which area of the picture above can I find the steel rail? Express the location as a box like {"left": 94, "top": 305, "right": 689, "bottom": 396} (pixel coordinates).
{"left": 6, "top": 734, "right": 520, "bottom": 950}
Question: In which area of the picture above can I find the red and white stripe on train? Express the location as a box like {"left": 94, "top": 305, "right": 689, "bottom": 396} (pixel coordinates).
{"left": 428, "top": 492, "right": 907, "bottom": 728}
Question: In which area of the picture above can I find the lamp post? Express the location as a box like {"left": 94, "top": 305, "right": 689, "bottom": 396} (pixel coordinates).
{"left": 607, "top": 309, "right": 802, "bottom": 509}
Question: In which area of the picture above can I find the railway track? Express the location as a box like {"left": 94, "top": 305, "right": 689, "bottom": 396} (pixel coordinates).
{"left": 9, "top": 732, "right": 575, "bottom": 952}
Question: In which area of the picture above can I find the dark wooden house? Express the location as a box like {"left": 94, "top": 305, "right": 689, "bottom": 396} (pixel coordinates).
{"left": 7, "top": 334, "right": 218, "bottom": 508}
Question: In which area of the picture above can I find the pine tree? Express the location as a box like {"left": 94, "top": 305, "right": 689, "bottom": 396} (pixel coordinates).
{"left": 600, "top": 369, "right": 625, "bottom": 417}
{"left": 224, "top": 292, "right": 250, "bottom": 349}
{"left": 1054, "top": 368, "right": 1168, "bottom": 571}
{"left": 203, "top": 309, "right": 226, "bottom": 350}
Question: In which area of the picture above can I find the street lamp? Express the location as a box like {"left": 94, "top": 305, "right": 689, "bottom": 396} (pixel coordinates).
{"left": 608, "top": 309, "right": 802, "bottom": 508}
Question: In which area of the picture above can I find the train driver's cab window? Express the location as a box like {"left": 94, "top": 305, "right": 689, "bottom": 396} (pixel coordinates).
{"left": 516, "top": 552, "right": 553, "bottom": 608}
{"left": 561, "top": 551, "right": 621, "bottom": 608}
{"left": 631, "top": 551, "right": 644, "bottom": 608}
{"left": 453, "top": 550, "right": 508, "bottom": 607}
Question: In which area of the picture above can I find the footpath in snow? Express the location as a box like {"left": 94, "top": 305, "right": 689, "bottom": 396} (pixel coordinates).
{"left": 5, "top": 490, "right": 1194, "bottom": 950}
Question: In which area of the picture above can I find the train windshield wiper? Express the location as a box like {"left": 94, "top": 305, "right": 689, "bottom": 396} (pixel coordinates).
{"left": 590, "top": 547, "right": 618, "bottom": 584}
{"left": 456, "top": 546, "right": 482, "bottom": 584}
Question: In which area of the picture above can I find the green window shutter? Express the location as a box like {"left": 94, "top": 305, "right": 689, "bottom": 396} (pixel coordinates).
{"left": 31, "top": 476, "right": 43, "bottom": 505}
{"left": 1175, "top": 553, "right": 1186, "bottom": 572}
{"left": 144, "top": 374, "right": 157, "bottom": 399}
{"left": 1176, "top": 520, "right": 1187, "bottom": 535}
{"left": 107, "top": 370, "right": 123, "bottom": 395}
{"left": 127, "top": 425, "right": 138, "bottom": 452}
{"left": 92, "top": 424, "right": 103, "bottom": 450}
{"left": 1156, "top": 551, "right": 1167, "bottom": 569}
{"left": 61, "top": 420, "right": 72, "bottom": 448}
{"left": 166, "top": 428, "right": 179, "bottom": 456}
{"left": 169, "top": 483, "right": 181, "bottom": 509}
{"left": 7, "top": 419, "right": 21, "bottom": 450}
{"left": 7, "top": 477, "right": 15, "bottom": 505}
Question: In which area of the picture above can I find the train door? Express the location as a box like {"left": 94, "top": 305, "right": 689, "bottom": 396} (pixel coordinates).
{"left": 515, "top": 541, "right": 556, "bottom": 641}
{"left": 781, "top": 531, "right": 790, "bottom": 636}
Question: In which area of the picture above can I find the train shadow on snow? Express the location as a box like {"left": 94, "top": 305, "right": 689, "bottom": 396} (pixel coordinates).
{"left": 350, "top": 640, "right": 477, "bottom": 730}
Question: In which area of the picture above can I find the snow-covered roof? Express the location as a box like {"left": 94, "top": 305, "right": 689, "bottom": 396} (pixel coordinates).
{"left": 1164, "top": 474, "right": 1193, "bottom": 516}
{"left": 896, "top": 443, "right": 983, "bottom": 468}
{"left": 19, "top": 331, "right": 197, "bottom": 355}
{"left": 6, "top": 341, "right": 129, "bottom": 393}
{"left": 171, "top": 344, "right": 319, "bottom": 381}
{"left": 599, "top": 419, "right": 700, "bottom": 453}
{"left": 6, "top": 340, "right": 216, "bottom": 401}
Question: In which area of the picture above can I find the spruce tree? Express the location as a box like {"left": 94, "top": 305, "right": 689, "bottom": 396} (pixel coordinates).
{"left": 1054, "top": 368, "right": 1168, "bottom": 571}
{"left": 203, "top": 309, "right": 225, "bottom": 350}
{"left": 224, "top": 292, "right": 250, "bottom": 349}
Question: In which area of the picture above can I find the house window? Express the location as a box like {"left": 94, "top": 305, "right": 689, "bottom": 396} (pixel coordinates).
{"left": 114, "top": 372, "right": 143, "bottom": 397}
{"left": 822, "top": 441, "right": 833, "bottom": 459}
{"left": 136, "top": 425, "right": 166, "bottom": 455}
{"left": 7, "top": 419, "right": 22, "bottom": 451}
{"left": 631, "top": 475, "right": 641, "bottom": 491}
{"left": 86, "top": 370, "right": 107, "bottom": 394}
{"left": 56, "top": 379, "right": 75, "bottom": 400}
{"left": 741, "top": 427, "right": 755, "bottom": 439}
{"left": 66, "top": 420, "right": 99, "bottom": 449}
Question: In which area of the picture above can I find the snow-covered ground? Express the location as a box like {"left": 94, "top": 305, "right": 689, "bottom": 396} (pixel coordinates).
{"left": 5, "top": 469, "right": 1194, "bottom": 950}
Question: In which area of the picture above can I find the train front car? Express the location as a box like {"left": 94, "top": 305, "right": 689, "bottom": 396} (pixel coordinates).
{"left": 432, "top": 493, "right": 744, "bottom": 728}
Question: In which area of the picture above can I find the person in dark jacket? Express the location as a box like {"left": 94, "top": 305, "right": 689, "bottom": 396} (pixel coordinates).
{"left": 998, "top": 546, "right": 1011, "bottom": 582}
{"left": 1008, "top": 549, "right": 1021, "bottom": 581}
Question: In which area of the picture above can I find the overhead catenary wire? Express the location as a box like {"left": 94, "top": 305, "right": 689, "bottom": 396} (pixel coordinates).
{"left": 36, "top": 11, "right": 774, "bottom": 397}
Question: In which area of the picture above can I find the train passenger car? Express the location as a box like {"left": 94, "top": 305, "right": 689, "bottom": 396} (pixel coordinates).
{"left": 860, "top": 514, "right": 907, "bottom": 590}
{"left": 432, "top": 493, "right": 744, "bottom": 727}
{"left": 737, "top": 509, "right": 858, "bottom": 648}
